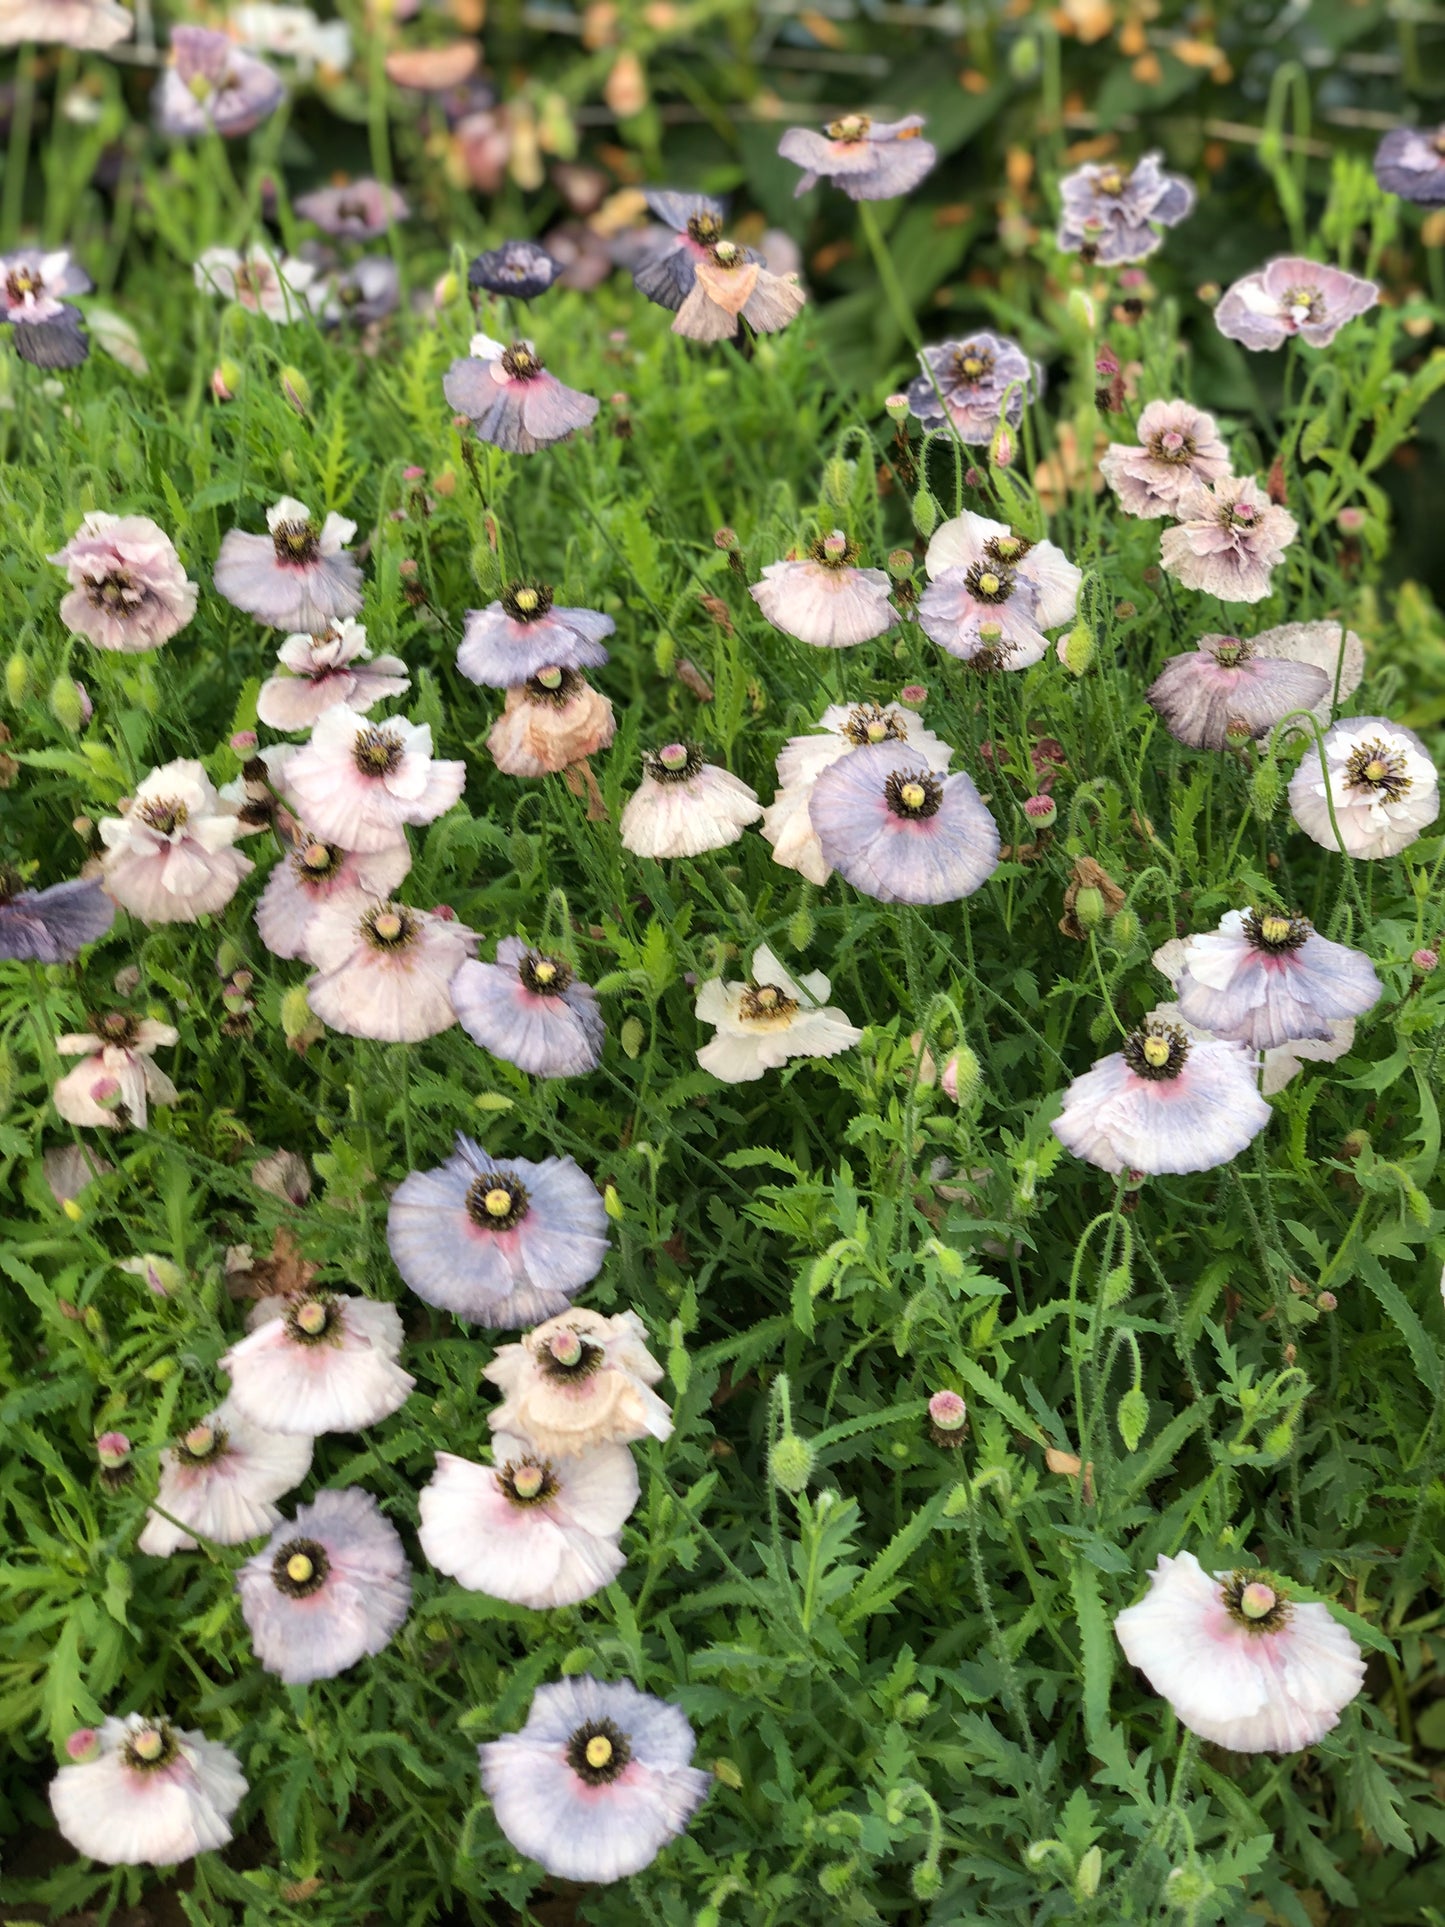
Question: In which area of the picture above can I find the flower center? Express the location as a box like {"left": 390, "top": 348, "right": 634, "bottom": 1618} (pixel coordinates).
{"left": 138, "top": 797, "right": 189, "bottom": 836}
{"left": 954, "top": 345, "right": 994, "bottom": 383}
{"left": 502, "top": 580, "right": 554, "bottom": 624}
{"left": 965, "top": 558, "right": 1016, "bottom": 605}
{"left": 810, "top": 530, "right": 856, "bottom": 570}
{"left": 1345, "top": 739, "right": 1412, "bottom": 800}
{"left": 711, "top": 240, "right": 743, "bottom": 269}
{"left": 538, "top": 1328, "right": 605, "bottom": 1380}
{"left": 524, "top": 664, "right": 582, "bottom": 706}
{"left": 1150, "top": 428, "right": 1195, "bottom": 465}
{"left": 843, "top": 703, "right": 906, "bottom": 748}
{"left": 825, "top": 112, "right": 871, "bottom": 141}
{"left": 1222, "top": 1569, "right": 1291, "bottom": 1633}
{"left": 93, "top": 1011, "right": 139, "bottom": 1048}
{"left": 1281, "top": 285, "right": 1323, "bottom": 323}
{"left": 566, "top": 1718, "right": 632, "bottom": 1785}
{"left": 1243, "top": 908, "right": 1311, "bottom": 953}
{"left": 272, "top": 1536, "right": 331, "bottom": 1597}
{"left": 687, "top": 211, "right": 724, "bottom": 246}
{"left": 645, "top": 741, "right": 702, "bottom": 784}
{"left": 177, "top": 1422, "right": 228, "bottom": 1466}
{"left": 1122, "top": 1022, "right": 1190, "bottom": 1081}
{"left": 297, "top": 840, "right": 344, "bottom": 880}
{"left": 740, "top": 981, "right": 799, "bottom": 1025}
{"left": 272, "top": 518, "right": 320, "bottom": 564}
{"left": 884, "top": 769, "right": 944, "bottom": 820}
{"left": 1225, "top": 500, "right": 1258, "bottom": 529}
{"left": 519, "top": 950, "right": 573, "bottom": 996}
{"left": 1095, "top": 165, "right": 1129, "bottom": 196}
{"left": 501, "top": 341, "right": 540, "bottom": 380}
{"left": 498, "top": 1456, "right": 559, "bottom": 1507}
{"left": 87, "top": 568, "right": 141, "bottom": 611}
{"left": 6, "top": 265, "right": 40, "bottom": 302}
{"left": 352, "top": 726, "right": 404, "bottom": 777}
{"left": 123, "top": 1722, "right": 179, "bottom": 1772}
{"left": 464, "top": 1172, "right": 530, "bottom": 1231}
{"left": 361, "top": 903, "right": 418, "bottom": 953}
{"left": 287, "top": 1296, "right": 337, "bottom": 1344}
{"left": 1210, "top": 636, "right": 1250, "bottom": 669}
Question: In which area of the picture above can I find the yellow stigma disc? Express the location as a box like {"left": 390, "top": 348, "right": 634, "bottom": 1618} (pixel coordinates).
{"left": 184, "top": 1426, "right": 214, "bottom": 1455}
{"left": 514, "top": 588, "right": 539, "bottom": 612}
{"left": 866, "top": 720, "right": 888, "bottom": 742}
{"left": 286, "top": 1553, "right": 315, "bottom": 1584}
{"left": 961, "top": 356, "right": 985, "bottom": 377}
{"left": 512, "top": 1463, "right": 546, "bottom": 1498}
{"left": 1142, "top": 1035, "right": 1171, "bottom": 1068}
{"left": 132, "top": 1728, "right": 164, "bottom": 1760}
{"left": 1363, "top": 758, "right": 1387, "bottom": 782}
{"left": 1260, "top": 916, "right": 1291, "bottom": 945}
{"left": 373, "top": 911, "right": 403, "bottom": 942}
{"left": 978, "top": 572, "right": 1000, "bottom": 596}
{"left": 585, "top": 1735, "right": 614, "bottom": 1770}
{"left": 533, "top": 960, "right": 557, "bottom": 985}
{"left": 900, "top": 781, "right": 926, "bottom": 811}
{"left": 483, "top": 1187, "right": 513, "bottom": 1218}
{"left": 296, "top": 1300, "right": 328, "bottom": 1335}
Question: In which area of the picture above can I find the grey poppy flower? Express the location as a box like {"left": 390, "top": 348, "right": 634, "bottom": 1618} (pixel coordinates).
{"left": 1373, "top": 124, "right": 1445, "bottom": 205}
{"left": 905, "top": 332, "right": 1040, "bottom": 444}
{"left": 631, "top": 191, "right": 728, "bottom": 312}
{"left": 778, "top": 113, "right": 936, "bottom": 201}
{"left": 1057, "top": 152, "right": 1194, "bottom": 265}
{"left": 469, "top": 241, "right": 562, "bottom": 300}
{"left": 154, "top": 27, "right": 284, "bottom": 140}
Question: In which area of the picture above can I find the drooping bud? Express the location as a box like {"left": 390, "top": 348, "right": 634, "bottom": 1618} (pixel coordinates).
{"left": 821, "top": 457, "right": 855, "bottom": 510}
{"left": 1250, "top": 757, "right": 1283, "bottom": 821}
{"left": 787, "top": 904, "right": 814, "bottom": 951}
{"left": 280, "top": 366, "right": 311, "bottom": 416}
{"left": 49, "top": 676, "right": 84, "bottom": 733}
{"left": 1074, "top": 885, "right": 1106, "bottom": 932}
{"left": 911, "top": 488, "right": 939, "bottom": 537}
{"left": 1060, "top": 621, "right": 1094, "bottom": 676}
{"left": 5, "top": 652, "right": 29, "bottom": 706}
{"left": 940, "top": 1045, "right": 981, "bottom": 1107}
{"left": 210, "top": 358, "right": 242, "bottom": 402}
{"left": 768, "top": 1432, "right": 816, "bottom": 1493}
{"left": 620, "top": 1015, "right": 645, "bottom": 1059}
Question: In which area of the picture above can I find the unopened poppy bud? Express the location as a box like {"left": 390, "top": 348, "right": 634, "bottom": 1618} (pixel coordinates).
{"left": 1337, "top": 505, "right": 1366, "bottom": 534}
{"left": 1067, "top": 289, "right": 1096, "bottom": 332}
{"left": 280, "top": 984, "right": 321, "bottom": 1049}
{"left": 620, "top": 1015, "right": 644, "bottom": 1059}
{"left": 990, "top": 422, "right": 1015, "bottom": 468}
{"left": 713, "top": 527, "right": 739, "bottom": 552}
{"left": 885, "top": 550, "right": 913, "bottom": 581}
{"left": 897, "top": 1690, "right": 931, "bottom": 1723}
{"left": 280, "top": 366, "right": 311, "bottom": 415}
{"left": 65, "top": 1728, "right": 100, "bottom": 1763}
{"left": 1023, "top": 793, "right": 1056, "bottom": 830}
{"left": 1250, "top": 758, "right": 1282, "bottom": 821}
{"left": 95, "top": 1431, "right": 131, "bottom": 1469}
{"left": 5, "top": 651, "right": 29, "bottom": 705}
{"left": 1317, "top": 1289, "right": 1337, "bottom": 1312}
{"left": 884, "top": 392, "right": 910, "bottom": 421}
{"left": 1411, "top": 947, "right": 1438, "bottom": 975}
{"left": 1112, "top": 908, "right": 1139, "bottom": 948}
{"left": 601, "top": 1182, "right": 623, "bottom": 1222}
{"left": 768, "top": 1432, "right": 815, "bottom": 1493}
{"left": 822, "top": 457, "right": 854, "bottom": 509}
{"left": 211, "top": 358, "right": 242, "bottom": 402}
{"left": 1073, "top": 1846, "right": 1102, "bottom": 1900}
{"left": 433, "top": 270, "right": 462, "bottom": 307}
{"left": 818, "top": 1860, "right": 856, "bottom": 1898}
{"left": 49, "top": 675, "right": 84, "bottom": 732}
{"left": 1008, "top": 33, "right": 1039, "bottom": 77}
{"left": 1165, "top": 1867, "right": 1214, "bottom": 1909}
{"left": 1074, "top": 885, "right": 1106, "bottom": 932}
{"left": 940, "top": 1045, "right": 980, "bottom": 1107}
{"left": 912, "top": 488, "right": 939, "bottom": 537}
{"left": 787, "top": 905, "right": 814, "bottom": 951}
{"left": 911, "top": 1863, "right": 943, "bottom": 1901}
{"left": 1060, "top": 621, "right": 1094, "bottom": 675}
{"left": 897, "top": 682, "right": 927, "bottom": 711}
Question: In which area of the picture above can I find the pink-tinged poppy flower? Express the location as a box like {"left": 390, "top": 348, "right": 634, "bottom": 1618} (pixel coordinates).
{"left": 1115, "top": 1551, "right": 1365, "bottom": 1752}
{"left": 97, "top": 759, "right": 252, "bottom": 925}
{"left": 387, "top": 1134, "right": 609, "bottom": 1327}
{"left": 1146, "top": 635, "right": 1329, "bottom": 750}
{"left": 194, "top": 246, "right": 319, "bottom": 320}
{"left": 906, "top": 334, "right": 1040, "bottom": 443}
{"left": 1250, "top": 619, "right": 1364, "bottom": 721}
{"left": 1216, "top": 257, "right": 1378, "bottom": 352}
{"left": 457, "top": 583, "right": 613, "bottom": 687}
{"left": 284, "top": 708, "right": 466, "bottom": 852}
{"left": 1051, "top": 1020, "right": 1270, "bottom": 1175}
{"left": 484, "top": 1309, "right": 671, "bottom": 1458}
{"left": 1160, "top": 476, "right": 1297, "bottom": 604}
{"left": 230, "top": 4, "right": 351, "bottom": 69}
{"left": 138, "top": 1402, "right": 314, "bottom": 1557}
{"left": 0, "top": 0, "right": 132, "bottom": 48}
{"left": 1168, "top": 909, "right": 1381, "bottom": 1051}
{"left": 763, "top": 701, "right": 953, "bottom": 886}
{"left": 1057, "top": 152, "right": 1195, "bottom": 264}
{"left": 419, "top": 1435, "right": 638, "bottom": 1608}
{"left": 49, "top": 512, "right": 198, "bottom": 653}
{"left": 49, "top": 1714, "right": 246, "bottom": 1867}
{"left": 53, "top": 1014, "right": 179, "bottom": 1130}
{"left": 0, "top": 247, "right": 91, "bottom": 367}
{"left": 749, "top": 532, "right": 898, "bottom": 648}
{"left": 486, "top": 668, "right": 615, "bottom": 777}
{"left": 1099, "top": 400, "right": 1233, "bottom": 519}
{"left": 479, "top": 1675, "right": 709, "bottom": 1884}
{"left": 673, "top": 241, "right": 805, "bottom": 342}
{"left": 469, "top": 240, "right": 562, "bottom": 300}
{"left": 222, "top": 1292, "right": 414, "bottom": 1435}
{"left": 295, "top": 178, "right": 408, "bottom": 238}
{"left": 807, "top": 741, "right": 999, "bottom": 905}
{"left": 256, "top": 618, "right": 409, "bottom": 731}
{"left": 695, "top": 943, "right": 862, "bottom": 1083}
{"left": 925, "top": 510, "right": 1080, "bottom": 629}
{"left": 778, "top": 113, "right": 936, "bottom": 201}
{"left": 155, "top": 27, "right": 283, "bottom": 138}
{"left": 319, "top": 255, "right": 401, "bottom": 327}
{"left": 1374, "top": 123, "right": 1445, "bottom": 205}
{"left": 238, "top": 1488, "right": 410, "bottom": 1684}
{"left": 1143, "top": 988, "right": 1355, "bottom": 1100}
{"left": 305, "top": 897, "right": 477, "bottom": 1041}
{"left": 916, "top": 562, "right": 1052, "bottom": 669}
{"left": 1288, "top": 715, "right": 1439, "bottom": 860}
{"left": 255, "top": 836, "right": 411, "bottom": 963}
{"left": 444, "top": 334, "right": 598, "bottom": 454}
{"left": 452, "top": 938, "right": 604, "bottom": 1077}
{"left": 214, "top": 497, "right": 362, "bottom": 632}
{"left": 0, "top": 869, "right": 113, "bottom": 962}
{"left": 619, "top": 744, "right": 761, "bottom": 858}
{"left": 631, "top": 190, "right": 728, "bottom": 311}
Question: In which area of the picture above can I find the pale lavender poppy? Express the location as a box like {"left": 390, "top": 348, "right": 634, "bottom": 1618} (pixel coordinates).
{"left": 155, "top": 27, "right": 284, "bottom": 140}
{"left": 214, "top": 497, "right": 363, "bottom": 632}
{"left": 749, "top": 532, "right": 898, "bottom": 648}
{"left": 457, "top": 584, "right": 613, "bottom": 687}
{"left": 444, "top": 334, "right": 598, "bottom": 455}
{"left": 48, "top": 1714, "right": 246, "bottom": 1868}
{"left": 808, "top": 741, "right": 1000, "bottom": 904}
{"left": 256, "top": 618, "right": 409, "bottom": 731}
{"left": 1288, "top": 716, "right": 1439, "bottom": 860}
{"left": 222, "top": 1292, "right": 414, "bottom": 1435}
{"left": 673, "top": 243, "right": 805, "bottom": 343}
{"left": 321, "top": 257, "right": 400, "bottom": 326}
{"left": 254, "top": 836, "right": 411, "bottom": 963}
{"left": 1057, "top": 152, "right": 1195, "bottom": 264}
{"left": 906, "top": 333, "right": 1040, "bottom": 444}
{"left": 237, "top": 1487, "right": 411, "bottom": 1685}
{"left": 284, "top": 709, "right": 465, "bottom": 853}
{"left": 778, "top": 113, "right": 936, "bottom": 200}
{"left": 295, "top": 178, "right": 409, "bottom": 239}
{"left": 0, "top": 249, "right": 91, "bottom": 368}
{"left": 916, "top": 564, "right": 1051, "bottom": 669}
{"left": 1215, "top": 257, "right": 1379, "bottom": 352}
{"left": 49, "top": 512, "right": 198, "bottom": 653}
{"left": 631, "top": 190, "right": 728, "bottom": 311}
{"left": 386, "top": 1134, "right": 609, "bottom": 1327}
{"left": 1146, "top": 635, "right": 1329, "bottom": 750}
{"left": 1374, "top": 124, "right": 1445, "bottom": 205}
{"left": 923, "top": 510, "right": 1080, "bottom": 637}
{"left": 469, "top": 240, "right": 562, "bottom": 299}
{"left": 479, "top": 1675, "right": 710, "bottom": 1884}
{"left": 0, "top": 0, "right": 133, "bottom": 49}
{"left": 1160, "top": 477, "right": 1297, "bottom": 604}
{"left": 452, "top": 938, "right": 604, "bottom": 1077}
{"left": 1099, "top": 399, "right": 1234, "bottom": 519}
{"left": 1051, "top": 1021, "right": 1270, "bottom": 1175}
{"left": 0, "top": 869, "right": 113, "bottom": 962}
{"left": 1170, "top": 909, "right": 1381, "bottom": 1051}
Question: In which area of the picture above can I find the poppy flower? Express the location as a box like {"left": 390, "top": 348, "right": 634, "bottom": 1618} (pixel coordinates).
{"left": 53, "top": 1014, "right": 179, "bottom": 1130}
{"left": 673, "top": 241, "right": 805, "bottom": 342}
{"left": 194, "top": 247, "right": 320, "bottom": 321}
{"left": 0, "top": 869, "right": 113, "bottom": 962}
{"left": 1099, "top": 400, "right": 1233, "bottom": 519}
{"left": 1168, "top": 909, "right": 1382, "bottom": 1051}
{"left": 221, "top": 1292, "right": 414, "bottom": 1435}
{"left": 49, "top": 1714, "right": 246, "bottom": 1866}
{"left": 484, "top": 1308, "right": 671, "bottom": 1458}
{"left": 49, "top": 512, "right": 198, "bottom": 653}
{"left": 486, "top": 668, "right": 616, "bottom": 777}
{"left": 906, "top": 334, "right": 1040, "bottom": 443}
{"left": 452, "top": 938, "right": 605, "bottom": 1077}
{"left": 283, "top": 708, "right": 466, "bottom": 852}
{"left": 695, "top": 944, "right": 862, "bottom": 1082}
{"left": 214, "top": 497, "right": 362, "bottom": 632}
{"left": 619, "top": 744, "right": 761, "bottom": 858}
{"left": 778, "top": 113, "right": 936, "bottom": 200}
{"left": 305, "top": 897, "right": 477, "bottom": 1041}
{"left": 295, "top": 178, "right": 408, "bottom": 239}
{"left": 807, "top": 741, "right": 1000, "bottom": 904}
{"left": 97, "top": 759, "right": 253, "bottom": 925}
{"left": 1146, "top": 635, "right": 1329, "bottom": 750}
{"left": 1, "top": 0, "right": 132, "bottom": 47}
{"left": 1215, "top": 257, "right": 1378, "bottom": 352}
{"left": 631, "top": 190, "right": 729, "bottom": 311}
{"left": 749, "top": 532, "right": 898, "bottom": 648}
{"left": 138, "top": 1403, "right": 314, "bottom": 1557}
{"left": 457, "top": 583, "right": 613, "bottom": 687}
{"left": 0, "top": 248, "right": 91, "bottom": 367}
{"left": 256, "top": 618, "right": 409, "bottom": 731}
{"left": 155, "top": 27, "right": 284, "bottom": 139}
{"left": 1160, "top": 477, "right": 1297, "bottom": 604}
{"left": 1288, "top": 716, "right": 1439, "bottom": 859}
{"left": 254, "top": 836, "right": 411, "bottom": 963}
{"left": 444, "top": 335, "right": 598, "bottom": 454}
{"left": 1373, "top": 123, "right": 1445, "bottom": 205}
{"left": 469, "top": 240, "right": 563, "bottom": 299}
{"left": 1057, "top": 153, "right": 1195, "bottom": 264}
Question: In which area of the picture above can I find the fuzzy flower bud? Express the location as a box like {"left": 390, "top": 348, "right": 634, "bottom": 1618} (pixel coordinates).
{"left": 1250, "top": 757, "right": 1283, "bottom": 821}
{"left": 768, "top": 1432, "right": 816, "bottom": 1494}
{"left": 49, "top": 676, "right": 85, "bottom": 733}
{"left": 940, "top": 1045, "right": 981, "bottom": 1107}
{"left": 912, "top": 489, "right": 940, "bottom": 538}
{"left": 1060, "top": 622, "right": 1094, "bottom": 676}
{"left": 787, "top": 905, "right": 815, "bottom": 951}
{"left": 990, "top": 422, "right": 1015, "bottom": 468}
{"left": 1112, "top": 908, "right": 1139, "bottom": 949}
{"left": 6, "top": 652, "right": 30, "bottom": 705}
{"left": 620, "top": 1015, "right": 644, "bottom": 1059}
{"left": 211, "top": 358, "right": 242, "bottom": 402}
{"left": 280, "top": 365, "right": 311, "bottom": 416}
{"left": 1067, "top": 289, "right": 1096, "bottom": 332}
{"left": 1411, "top": 947, "right": 1438, "bottom": 975}
{"left": 1073, "top": 885, "right": 1106, "bottom": 932}
{"left": 95, "top": 1431, "right": 131, "bottom": 1469}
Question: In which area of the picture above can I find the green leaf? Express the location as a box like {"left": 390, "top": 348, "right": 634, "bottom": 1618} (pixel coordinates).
{"left": 1068, "top": 1562, "right": 1115, "bottom": 1752}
